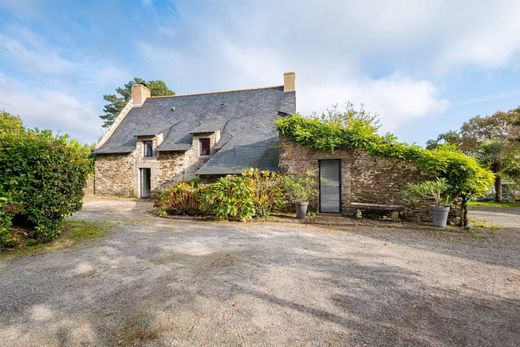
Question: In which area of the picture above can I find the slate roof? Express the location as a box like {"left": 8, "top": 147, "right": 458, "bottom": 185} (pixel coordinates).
{"left": 93, "top": 86, "right": 296, "bottom": 175}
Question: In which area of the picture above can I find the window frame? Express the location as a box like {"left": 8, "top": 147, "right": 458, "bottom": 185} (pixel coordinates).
{"left": 143, "top": 140, "right": 153, "bottom": 158}
{"left": 199, "top": 138, "right": 211, "bottom": 156}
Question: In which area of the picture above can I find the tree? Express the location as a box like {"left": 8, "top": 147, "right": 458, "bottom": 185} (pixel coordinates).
{"left": 99, "top": 77, "right": 175, "bottom": 128}
{"left": 427, "top": 108, "right": 520, "bottom": 202}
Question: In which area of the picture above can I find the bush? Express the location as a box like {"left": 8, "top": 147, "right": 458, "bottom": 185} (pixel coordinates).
{"left": 283, "top": 170, "right": 317, "bottom": 203}
{"left": 242, "top": 168, "right": 285, "bottom": 217}
{"left": 155, "top": 179, "right": 201, "bottom": 216}
{"left": 403, "top": 178, "right": 454, "bottom": 207}
{"left": 0, "top": 112, "right": 90, "bottom": 247}
{"left": 0, "top": 195, "right": 14, "bottom": 247}
{"left": 200, "top": 175, "right": 256, "bottom": 221}
{"left": 156, "top": 169, "right": 286, "bottom": 221}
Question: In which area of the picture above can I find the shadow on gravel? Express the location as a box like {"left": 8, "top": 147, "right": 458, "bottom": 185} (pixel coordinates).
{"left": 1, "top": 212, "right": 519, "bottom": 346}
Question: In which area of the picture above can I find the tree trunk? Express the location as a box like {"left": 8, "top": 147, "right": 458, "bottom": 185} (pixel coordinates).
{"left": 460, "top": 195, "right": 468, "bottom": 227}
{"left": 495, "top": 173, "right": 502, "bottom": 202}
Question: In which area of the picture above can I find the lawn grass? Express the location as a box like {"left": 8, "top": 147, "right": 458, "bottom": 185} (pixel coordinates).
{"left": 0, "top": 220, "right": 110, "bottom": 261}
{"left": 468, "top": 201, "right": 520, "bottom": 208}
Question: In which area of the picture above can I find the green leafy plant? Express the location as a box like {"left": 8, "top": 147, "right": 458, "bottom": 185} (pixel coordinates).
{"left": 242, "top": 168, "right": 285, "bottom": 217}
{"left": 154, "top": 178, "right": 201, "bottom": 216}
{"left": 283, "top": 170, "right": 317, "bottom": 203}
{"left": 403, "top": 178, "right": 454, "bottom": 207}
{"left": 156, "top": 169, "right": 286, "bottom": 221}
{"left": 200, "top": 175, "right": 256, "bottom": 221}
{"left": 0, "top": 112, "right": 90, "bottom": 247}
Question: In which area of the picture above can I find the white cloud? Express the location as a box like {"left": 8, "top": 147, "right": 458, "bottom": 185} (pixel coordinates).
{"left": 432, "top": 1, "right": 520, "bottom": 71}
{"left": 0, "top": 33, "right": 76, "bottom": 75}
{"left": 298, "top": 74, "right": 449, "bottom": 131}
{"left": 0, "top": 74, "right": 101, "bottom": 143}
{"left": 0, "top": 26, "right": 129, "bottom": 87}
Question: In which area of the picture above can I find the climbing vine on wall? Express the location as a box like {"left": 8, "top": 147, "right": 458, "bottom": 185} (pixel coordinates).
{"left": 276, "top": 114, "right": 494, "bottom": 200}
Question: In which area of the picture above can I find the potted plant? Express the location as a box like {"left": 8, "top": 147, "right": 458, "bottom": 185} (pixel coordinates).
{"left": 283, "top": 171, "right": 317, "bottom": 220}
{"left": 403, "top": 178, "right": 455, "bottom": 228}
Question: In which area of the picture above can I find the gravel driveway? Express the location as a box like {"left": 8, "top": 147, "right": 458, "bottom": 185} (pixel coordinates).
{"left": 0, "top": 198, "right": 519, "bottom": 346}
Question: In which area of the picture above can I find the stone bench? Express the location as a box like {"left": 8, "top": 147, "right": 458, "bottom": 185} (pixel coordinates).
{"left": 349, "top": 202, "right": 405, "bottom": 222}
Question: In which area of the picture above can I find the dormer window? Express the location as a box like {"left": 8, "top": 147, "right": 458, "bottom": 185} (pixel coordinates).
{"left": 199, "top": 138, "right": 211, "bottom": 156}
{"left": 143, "top": 140, "right": 153, "bottom": 157}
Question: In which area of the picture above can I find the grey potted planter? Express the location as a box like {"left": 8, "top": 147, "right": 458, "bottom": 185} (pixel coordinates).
{"left": 431, "top": 206, "right": 450, "bottom": 228}
{"left": 295, "top": 201, "right": 309, "bottom": 220}
{"left": 403, "top": 178, "right": 455, "bottom": 228}
{"left": 283, "top": 171, "right": 317, "bottom": 221}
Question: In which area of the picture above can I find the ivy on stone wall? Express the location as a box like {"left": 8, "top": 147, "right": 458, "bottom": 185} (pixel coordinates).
{"left": 276, "top": 114, "right": 494, "bottom": 199}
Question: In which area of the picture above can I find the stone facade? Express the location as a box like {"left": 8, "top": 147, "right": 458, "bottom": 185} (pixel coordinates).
{"left": 279, "top": 138, "right": 461, "bottom": 222}
{"left": 95, "top": 134, "right": 212, "bottom": 198}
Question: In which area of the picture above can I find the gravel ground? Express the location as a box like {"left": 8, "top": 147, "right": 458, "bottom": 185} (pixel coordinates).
{"left": 0, "top": 198, "right": 519, "bottom": 346}
{"left": 469, "top": 205, "right": 520, "bottom": 229}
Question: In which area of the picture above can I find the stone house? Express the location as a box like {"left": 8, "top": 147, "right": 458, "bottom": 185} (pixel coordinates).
{"left": 94, "top": 72, "right": 440, "bottom": 220}
{"left": 93, "top": 73, "right": 296, "bottom": 198}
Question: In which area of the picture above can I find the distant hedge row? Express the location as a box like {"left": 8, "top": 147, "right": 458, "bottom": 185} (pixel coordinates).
{"left": 0, "top": 112, "right": 90, "bottom": 247}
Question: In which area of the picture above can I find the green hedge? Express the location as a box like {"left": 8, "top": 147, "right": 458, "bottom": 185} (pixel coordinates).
{"left": 0, "top": 112, "right": 90, "bottom": 247}
{"left": 276, "top": 114, "right": 494, "bottom": 199}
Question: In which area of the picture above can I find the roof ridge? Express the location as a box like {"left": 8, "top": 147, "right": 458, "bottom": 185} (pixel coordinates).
{"left": 148, "top": 85, "right": 284, "bottom": 99}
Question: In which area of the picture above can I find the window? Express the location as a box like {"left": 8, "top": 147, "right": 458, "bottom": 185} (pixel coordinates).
{"left": 199, "top": 138, "right": 211, "bottom": 156}
{"left": 143, "top": 140, "right": 153, "bottom": 157}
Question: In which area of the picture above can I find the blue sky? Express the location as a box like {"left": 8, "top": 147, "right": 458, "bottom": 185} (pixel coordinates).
{"left": 1, "top": 0, "right": 520, "bottom": 145}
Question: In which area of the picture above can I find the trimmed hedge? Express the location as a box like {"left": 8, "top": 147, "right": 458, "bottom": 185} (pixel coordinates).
{"left": 0, "top": 112, "right": 90, "bottom": 247}
{"left": 276, "top": 114, "right": 494, "bottom": 199}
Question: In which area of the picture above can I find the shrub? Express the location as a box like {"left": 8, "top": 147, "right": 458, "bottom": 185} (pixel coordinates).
{"left": 0, "top": 195, "right": 14, "bottom": 247}
{"left": 155, "top": 179, "right": 201, "bottom": 216}
{"left": 242, "top": 168, "right": 285, "bottom": 217}
{"left": 200, "top": 175, "right": 256, "bottom": 221}
{"left": 403, "top": 178, "right": 455, "bottom": 207}
{"left": 283, "top": 170, "right": 317, "bottom": 203}
{"left": 0, "top": 112, "right": 90, "bottom": 247}
{"left": 157, "top": 170, "right": 286, "bottom": 221}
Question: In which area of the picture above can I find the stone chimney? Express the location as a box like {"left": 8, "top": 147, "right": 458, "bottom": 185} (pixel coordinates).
{"left": 283, "top": 72, "right": 295, "bottom": 92}
{"left": 131, "top": 84, "right": 151, "bottom": 106}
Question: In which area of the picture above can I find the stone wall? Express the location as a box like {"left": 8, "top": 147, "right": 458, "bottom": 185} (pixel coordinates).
{"left": 95, "top": 153, "right": 136, "bottom": 197}
{"left": 95, "top": 137, "right": 211, "bottom": 198}
{"left": 279, "top": 138, "right": 456, "bottom": 222}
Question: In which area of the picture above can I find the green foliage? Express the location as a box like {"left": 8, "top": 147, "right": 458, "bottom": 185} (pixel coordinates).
{"left": 468, "top": 200, "right": 520, "bottom": 207}
{"left": 0, "top": 194, "right": 14, "bottom": 247}
{"left": 425, "top": 107, "right": 520, "bottom": 202}
{"left": 276, "top": 114, "right": 494, "bottom": 199}
{"left": 200, "top": 175, "right": 256, "bottom": 221}
{"left": 242, "top": 168, "right": 285, "bottom": 217}
{"left": 403, "top": 178, "right": 454, "bottom": 207}
{"left": 0, "top": 112, "right": 90, "bottom": 247}
{"left": 282, "top": 170, "right": 317, "bottom": 203}
{"left": 156, "top": 169, "right": 286, "bottom": 221}
{"left": 155, "top": 179, "right": 202, "bottom": 216}
{"left": 99, "top": 77, "right": 175, "bottom": 128}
